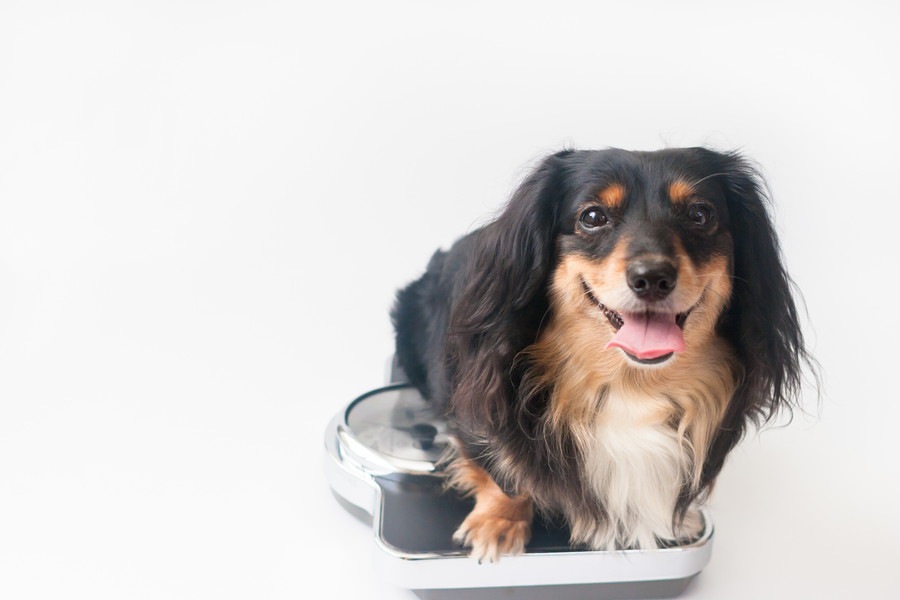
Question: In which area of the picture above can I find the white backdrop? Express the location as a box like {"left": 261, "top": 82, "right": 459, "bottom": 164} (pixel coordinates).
{"left": 1, "top": 1, "right": 898, "bottom": 598}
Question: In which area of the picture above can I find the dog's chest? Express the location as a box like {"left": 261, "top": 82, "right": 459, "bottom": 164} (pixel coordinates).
{"left": 578, "top": 386, "right": 691, "bottom": 549}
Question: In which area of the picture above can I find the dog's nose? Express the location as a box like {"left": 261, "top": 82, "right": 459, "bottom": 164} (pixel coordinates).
{"left": 627, "top": 260, "right": 677, "bottom": 300}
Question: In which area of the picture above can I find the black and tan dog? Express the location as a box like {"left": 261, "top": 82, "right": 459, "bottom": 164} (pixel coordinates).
{"left": 392, "top": 147, "right": 810, "bottom": 561}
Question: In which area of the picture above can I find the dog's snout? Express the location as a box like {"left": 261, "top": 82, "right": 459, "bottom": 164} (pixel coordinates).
{"left": 627, "top": 259, "right": 677, "bottom": 300}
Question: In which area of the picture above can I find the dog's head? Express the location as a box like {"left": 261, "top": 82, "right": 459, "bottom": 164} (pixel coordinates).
{"left": 452, "top": 147, "right": 808, "bottom": 430}
{"left": 548, "top": 149, "right": 737, "bottom": 369}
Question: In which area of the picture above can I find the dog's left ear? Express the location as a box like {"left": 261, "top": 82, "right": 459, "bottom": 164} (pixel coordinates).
{"left": 715, "top": 151, "right": 810, "bottom": 424}
{"left": 690, "top": 150, "right": 815, "bottom": 496}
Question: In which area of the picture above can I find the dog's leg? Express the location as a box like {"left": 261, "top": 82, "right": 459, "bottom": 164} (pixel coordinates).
{"left": 448, "top": 456, "right": 533, "bottom": 563}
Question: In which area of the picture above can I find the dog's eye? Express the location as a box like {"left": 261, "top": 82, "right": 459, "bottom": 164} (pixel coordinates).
{"left": 688, "top": 204, "right": 713, "bottom": 227}
{"left": 579, "top": 207, "right": 609, "bottom": 230}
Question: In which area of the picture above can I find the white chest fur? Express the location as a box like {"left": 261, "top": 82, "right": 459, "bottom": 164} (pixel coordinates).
{"left": 575, "top": 386, "right": 699, "bottom": 550}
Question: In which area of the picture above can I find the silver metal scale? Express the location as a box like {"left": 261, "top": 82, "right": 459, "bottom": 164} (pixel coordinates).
{"left": 323, "top": 360, "right": 714, "bottom": 599}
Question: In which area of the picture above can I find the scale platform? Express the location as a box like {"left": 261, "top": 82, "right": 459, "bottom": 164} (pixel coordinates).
{"left": 323, "top": 364, "right": 714, "bottom": 599}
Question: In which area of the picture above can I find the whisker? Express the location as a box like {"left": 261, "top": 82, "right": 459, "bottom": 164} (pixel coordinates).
{"left": 688, "top": 172, "right": 729, "bottom": 188}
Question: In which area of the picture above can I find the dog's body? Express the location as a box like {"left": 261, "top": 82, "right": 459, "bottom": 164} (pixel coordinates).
{"left": 392, "top": 148, "right": 809, "bottom": 561}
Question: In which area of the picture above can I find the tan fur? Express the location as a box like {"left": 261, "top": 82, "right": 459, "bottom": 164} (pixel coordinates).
{"left": 447, "top": 455, "right": 533, "bottom": 562}
{"left": 598, "top": 183, "right": 626, "bottom": 208}
{"left": 668, "top": 180, "right": 695, "bottom": 204}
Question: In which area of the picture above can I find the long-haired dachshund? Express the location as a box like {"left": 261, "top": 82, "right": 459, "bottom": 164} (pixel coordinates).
{"left": 391, "top": 147, "right": 811, "bottom": 561}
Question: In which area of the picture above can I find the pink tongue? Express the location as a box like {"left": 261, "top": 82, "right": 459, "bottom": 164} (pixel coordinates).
{"left": 605, "top": 312, "right": 685, "bottom": 360}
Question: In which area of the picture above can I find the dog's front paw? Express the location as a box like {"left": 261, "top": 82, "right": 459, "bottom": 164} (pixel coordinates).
{"left": 452, "top": 507, "right": 532, "bottom": 563}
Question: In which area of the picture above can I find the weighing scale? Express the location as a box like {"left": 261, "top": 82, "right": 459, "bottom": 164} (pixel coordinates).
{"left": 323, "top": 360, "right": 714, "bottom": 599}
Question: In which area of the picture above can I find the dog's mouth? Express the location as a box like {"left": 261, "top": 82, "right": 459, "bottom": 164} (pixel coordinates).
{"left": 580, "top": 278, "right": 695, "bottom": 365}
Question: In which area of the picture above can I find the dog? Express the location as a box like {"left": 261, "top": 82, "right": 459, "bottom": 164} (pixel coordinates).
{"left": 391, "top": 147, "right": 810, "bottom": 561}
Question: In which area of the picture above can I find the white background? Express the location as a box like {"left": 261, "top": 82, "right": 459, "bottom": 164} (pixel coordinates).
{"left": 1, "top": 1, "right": 898, "bottom": 598}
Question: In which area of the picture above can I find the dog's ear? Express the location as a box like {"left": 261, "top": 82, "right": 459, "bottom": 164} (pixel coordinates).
{"left": 718, "top": 152, "right": 807, "bottom": 423}
{"left": 697, "top": 151, "right": 813, "bottom": 489}
{"left": 448, "top": 150, "right": 573, "bottom": 428}
{"left": 452, "top": 150, "right": 572, "bottom": 335}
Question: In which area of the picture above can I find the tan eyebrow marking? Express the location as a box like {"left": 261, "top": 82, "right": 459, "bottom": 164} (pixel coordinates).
{"left": 597, "top": 183, "right": 626, "bottom": 208}
{"left": 668, "top": 180, "right": 696, "bottom": 204}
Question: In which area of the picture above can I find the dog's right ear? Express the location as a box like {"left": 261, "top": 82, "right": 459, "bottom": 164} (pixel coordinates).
{"left": 448, "top": 150, "right": 573, "bottom": 429}
{"left": 451, "top": 150, "right": 573, "bottom": 335}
